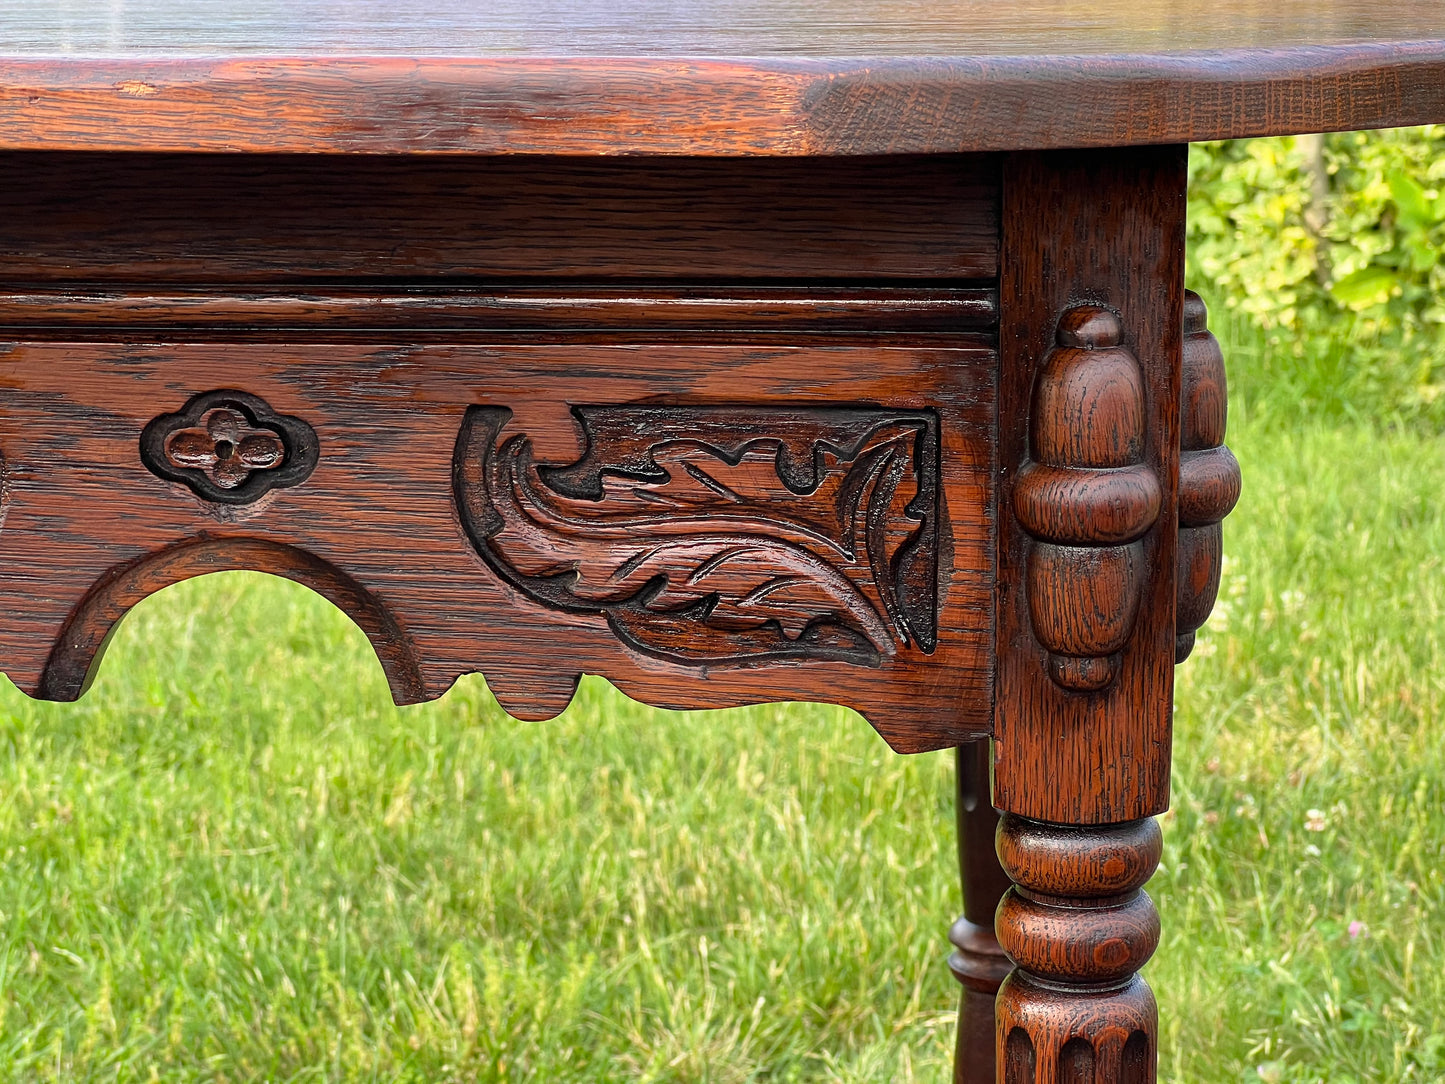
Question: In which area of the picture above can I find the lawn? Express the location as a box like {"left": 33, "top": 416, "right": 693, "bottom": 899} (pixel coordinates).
{"left": 0, "top": 333, "right": 1442, "bottom": 1080}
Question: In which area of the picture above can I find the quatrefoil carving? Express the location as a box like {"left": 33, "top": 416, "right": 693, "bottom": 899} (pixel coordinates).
{"left": 140, "top": 390, "right": 319, "bottom": 505}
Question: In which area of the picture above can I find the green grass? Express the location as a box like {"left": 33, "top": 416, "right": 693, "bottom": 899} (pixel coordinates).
{"left": 1157, "top": 417, "right": 1445, "bottom": 1084}
{"left": 0, "top": 586, "right": 960, "bottom": 1081}
{"left": 1, "top": 320, "right": 1443, "bottom": 1081}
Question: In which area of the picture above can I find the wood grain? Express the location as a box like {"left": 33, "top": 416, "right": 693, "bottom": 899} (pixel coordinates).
{"left": 138, "top": 389, "right": 319, "bottom": 505}
{"left": 995, "top": 814, "right": 1162, "bottom": 1084}
{"left": 1, "top": 45, "right": 1443, "bottom": 157}
{"left": 992, "top": 147, "right": 1186, "bottom": 826}
{"left": 453, "top": 404, "right": 941, "bottom": 667}
{"left": 0, "top": 286, "right": 997, "bottom": 334}
{"left": 0, "top": 154, "right": 1000, "bottom": 284}
{"left": 1014, "top": 307, "right": 1161, "bottom": 693}
{"left": 991, "top": 149, "right": 1184, "bottom": 1077}
{"left": 5, "top": 0, "right": 1441, "bottom": 56}
{"left": 0, "top": 332, "right": 996, "bottom": 754}
{"left": 1176, "top": 291, "right": 1242, "bottom": 664}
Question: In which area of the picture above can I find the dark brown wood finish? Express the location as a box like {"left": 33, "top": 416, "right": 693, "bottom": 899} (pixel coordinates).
{"left": 1176, "top": 292, "right": 1243, "bottom": 663}
{"left": 0, "top": 6, "right": 1438, "bottom": 1076}
{"left": 0, "top": 331, "right": 996, "bottom": 754}
{"left": 0, "top": 50, "right": 1442, "bottom": 158}
{"left": 1013, "top": 307, "right": 1161, "bottom": 694}
{"left": 986, "top": 146, "right": 1186, "bottom": 1083}
{"left": 2, "top": 1, "right": 1445, "bottom": 155}
{"left": 0, "top": 286, "right": 998, "bottom": 335}
{"left": 0, "top": 154, "right": 999, "bottom": 283}
{"left": 995, "top": 815, "right": 1162, "bottom": 1084}
{"left": 993, "top": 146, "right": 1186, "bottom": 826}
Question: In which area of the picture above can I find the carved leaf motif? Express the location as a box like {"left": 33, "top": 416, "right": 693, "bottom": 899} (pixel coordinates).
{"left": 453, "top": 406, "right": 940, "bottom": 669}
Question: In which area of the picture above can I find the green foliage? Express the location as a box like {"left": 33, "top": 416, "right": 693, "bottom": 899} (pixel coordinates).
{"left": 1188, "top": 127, "right": 1445, "bottom": 426}
{"left": 0, "top": 578, "right": 960, "bottom": 1081}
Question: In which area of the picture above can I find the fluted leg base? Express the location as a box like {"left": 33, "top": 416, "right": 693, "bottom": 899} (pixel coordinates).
{"left": 997, "top": 973, "right": 1156, "bottom": 1084}
{"left": 993, "top": 814, "right": 1162, "bottom": 1084}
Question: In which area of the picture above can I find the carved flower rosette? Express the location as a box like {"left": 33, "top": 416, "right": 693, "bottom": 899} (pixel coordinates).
{"left": 140, "top": 389, "right": 319, "bottom": 506}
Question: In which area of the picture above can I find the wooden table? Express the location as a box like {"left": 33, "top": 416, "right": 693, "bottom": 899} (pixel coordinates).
{"left": 1, "top": 3, "right": 1442, "bottom": 1079}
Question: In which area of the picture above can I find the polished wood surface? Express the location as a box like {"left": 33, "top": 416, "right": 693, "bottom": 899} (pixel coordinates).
{"left": 0, "top": 286, "right": 998, "bottom": 336}
{"left": 0, "top": 154, "right": 999, "bottom": 283}
{"left": 4, "top": 0, "right": 1437, "bottom": 55}
{"left": 0, "top": 146, "right": 1002, "bottom": 757}
{"left": 0, "top": 331, "right": 995, "bottom": 753}
{"left": 982, "top": 147, "right": 1201, "bottom": 1081}
{"left": 993, "top": 147, "right": 1185, "bottom": 826}
{"left": 996, "top": 815, "right": 1162, "bottom": 1083}
{"left": 1176, "top": 293, "right": 1242, "bottom": 664}
{"left": 0, "top": 2, "right": 1441, "bottom": 154}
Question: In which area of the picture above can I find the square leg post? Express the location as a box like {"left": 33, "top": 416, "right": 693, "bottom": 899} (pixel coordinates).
{"left": 988, "top": 146, "right": 1187, "bottom": 1084}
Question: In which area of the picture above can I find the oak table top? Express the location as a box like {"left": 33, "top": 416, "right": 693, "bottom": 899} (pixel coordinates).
{"left": 0, "top": 0, "right": 1442, "bottom": 154}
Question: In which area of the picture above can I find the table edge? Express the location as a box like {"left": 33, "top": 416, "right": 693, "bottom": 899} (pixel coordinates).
{"left": 0, "top": 43, "right": 1443, "bottom": 154}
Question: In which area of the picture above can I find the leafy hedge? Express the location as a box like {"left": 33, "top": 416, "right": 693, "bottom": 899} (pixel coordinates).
{"left": 1188, "top": 127, "right": 1445, "bottom": 426}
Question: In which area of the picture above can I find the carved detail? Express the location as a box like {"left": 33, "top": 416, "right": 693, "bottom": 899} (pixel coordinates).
{"left": 1177, "top": 292, "right": 1243, "bottom": 662}
{"left": 38, "top": 537, "right": 425, "bottom": 704}
{"left": 1015, "top": 307, "right": 1161, "bottom": 691}
{"left": 454, "top": 405, "right": 939, "bottom": 669}
{"left": 140, "top": 390, "right": 319, "bottom": 505}
{"left": 995, "top": 814, "right": 1162, "bottom": 1084}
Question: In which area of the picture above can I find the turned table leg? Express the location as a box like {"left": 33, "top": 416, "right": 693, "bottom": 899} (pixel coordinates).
{"left": 992, "top": 146, "right": 1189, "bottom": 1084}
{"left": 994, "top": 815, "right": 1161, "bottom": 1082}
{"left": 949, "top": 738, "right": 1013, "bottom": 1082}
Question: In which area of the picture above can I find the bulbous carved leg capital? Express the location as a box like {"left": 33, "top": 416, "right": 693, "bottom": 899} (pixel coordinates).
{"left": 1176, "top": 290, "right": 1242, "bottom": 662}
{"left": 994, "top": 814, "right": 1162, "bottom": 1084}
{"left": 1014, "top": 306, "right": 1162, "bottom": 692}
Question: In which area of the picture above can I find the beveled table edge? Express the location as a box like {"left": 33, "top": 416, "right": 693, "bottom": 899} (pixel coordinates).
{"left": 0, "top": 43, "right": 1443, "bottom": 155}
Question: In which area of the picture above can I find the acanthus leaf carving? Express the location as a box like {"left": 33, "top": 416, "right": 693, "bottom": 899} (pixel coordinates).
{"left": 453, "top": 405, "right": 939, "bottom": 669}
